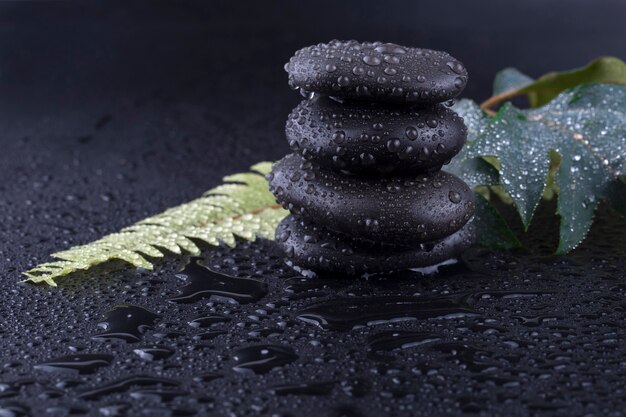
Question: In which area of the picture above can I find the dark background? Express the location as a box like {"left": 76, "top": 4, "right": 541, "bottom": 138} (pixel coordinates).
{"left": 4, "top": 0, "right": 626, "bottom": 104}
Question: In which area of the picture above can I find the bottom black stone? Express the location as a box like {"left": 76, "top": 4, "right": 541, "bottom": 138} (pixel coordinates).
{"left": 276, "top": 215, "right": 476, "bottom": 276}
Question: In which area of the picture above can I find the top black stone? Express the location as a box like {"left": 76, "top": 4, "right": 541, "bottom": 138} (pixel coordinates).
{"left": 285, "top": 40, "right": 468, "bottom": 104}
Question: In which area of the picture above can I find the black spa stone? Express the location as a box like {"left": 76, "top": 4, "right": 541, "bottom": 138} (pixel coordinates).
{"left": 276, "top": 215, "right": 476, "bottom": 275}
{"left": 284, "top": 40, "right": 468, "bottom": 104}
{"left": 268, "top": 153, "right": 475, "bottom": 245}
{"left": 286, "top": 96, "right": 467, "bottom": 175}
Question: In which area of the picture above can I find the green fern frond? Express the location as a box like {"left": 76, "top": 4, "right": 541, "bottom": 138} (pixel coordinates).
{"left": 23, "top": 162, "right": 287, "bottom": 286}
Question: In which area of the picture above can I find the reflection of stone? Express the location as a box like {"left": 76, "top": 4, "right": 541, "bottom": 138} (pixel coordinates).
{"left": 272, "top": 40, "right": 476, "bottom": 275}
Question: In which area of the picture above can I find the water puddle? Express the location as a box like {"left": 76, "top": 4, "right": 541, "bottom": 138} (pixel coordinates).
{"left": 368, "top": 331, "right": 441, "bottom": 351}
{"left": 232, "top": 345, "right": 298, "bottom": 374}
{"left": 79, "top": 376, "right": 179, "bottom": 400}
{"left": 168, "top": 258, "right": 268, "bottom": 304}
{"left": 132, "top": 346, "right": 175, "bottom": 361}
{"left": 271, "top": 381, "right": 335, "bottom": 396}
{"left": 92, "top": 305, "right": 161, "bottom": 343}
{"left": 297, "top": 295, "right": 478, "bottom": 331}
{"left": 34, "top": 354, "right": 113, "bottom": 375}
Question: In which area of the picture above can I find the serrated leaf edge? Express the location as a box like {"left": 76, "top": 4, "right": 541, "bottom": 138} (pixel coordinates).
{"left": 22, "top": 162, "right": 288, "bottom": 286}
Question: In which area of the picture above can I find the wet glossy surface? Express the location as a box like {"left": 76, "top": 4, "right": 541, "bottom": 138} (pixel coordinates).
{"left": 1, "top": 202, "right": 626, "bottom": 416}
{"left": 285, "top": 97, "right": 467, "bottom": 175}
{"left": 269, "top": 154, "right": 475, "bottom": 244}
{"left": 285, "top": 40, "right": 468, "bottom": 104}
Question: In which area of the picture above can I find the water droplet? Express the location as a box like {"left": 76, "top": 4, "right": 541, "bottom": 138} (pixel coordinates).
{"left": 362, "top": 55, "right": 381, "bottom": 66}
{"left": 34, "top": 354, "right": 113, "bottom": 375}
{"left": 352, "top": 66, "right": 365, "bottom": 76}
{"left": 168, "top": 258, "right": 267, "bottom": 305}
{"left": 297, "top": 295, "right": 477, "bottom": 331}
{"left": 369, "top": 331, "right": 441, "bottom": 351}
{"left": 333, "top": 131, "right": 346, "bottom": 143}
{"left": 374, "top": 44, "right": 407, "bottom": 54}
{"left": 426, "top": 119, "right": 438, "bottom": 128}
{"left": 386, "top": 138, "right": 402, "bottom": 152}
{"left": 447, "top": 61, "right": 465, "bottom": 74}
{"left": 132, "top": 346, "right": 175, "bottom": 361}
{"left": 364, "top": 218, "right": 380, "bottom": 230}
{"left": 405, "top": 126, "right": 418, "bottom": 141}
{"left": 384, "top": 55, "right": 400, "bottom": 64}
{"left": 359, "top": 153, "right": 376, "bottom": 166}
{"left": 79, "top": 376, "right": 179, "bottom": 400}
{"left": 232, "top": 345, "right": 298, "bottom": 374}
{"left": 92, "top": 305, "right": 161, "bottom": 343}
{"left": 449, "top": 191, "right": 462, "bottom": 204}
{"left": 188, "top": 314, "right": 231, "bottom": 328}
{"left": 271, "top": 381, "right": 335, "bottom": 396}
{"left": 337, "top": 76, "right": 350, "bottom": 87}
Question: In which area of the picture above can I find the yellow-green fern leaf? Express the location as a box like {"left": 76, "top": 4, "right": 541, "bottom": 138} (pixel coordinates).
{"left": 23, "top": 162, "right": 287, "bottom": 286}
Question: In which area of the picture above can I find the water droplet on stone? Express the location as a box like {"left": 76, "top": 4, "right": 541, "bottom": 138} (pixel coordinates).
{"left": 362, "top": 55, "right": 381, "bottom": 66}
{"left": 405, "top": 126, "right": 418, "bottom": 140}
{"left": 449, "top": 191, "right": 462, "bottom": 203}
{"left": 386, "top": 138, "right": 402, "bottom": 152}
{"left": 337, "top": 76, "right": 350, "bottom": 87}
{"left": 447, "top": 61, "right": 465, "bottom": 74}
{"left": 426, "top": 119, "right": 438, "bottom": 128}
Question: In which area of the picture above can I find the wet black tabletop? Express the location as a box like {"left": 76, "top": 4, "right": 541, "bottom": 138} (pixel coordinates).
{"left": 1, "top": 1, "right": 626, "bottom": 416}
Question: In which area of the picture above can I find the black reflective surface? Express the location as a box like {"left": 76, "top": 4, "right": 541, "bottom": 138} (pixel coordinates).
{"left": 1, "top": 205, "right": 625, "bottom": 416}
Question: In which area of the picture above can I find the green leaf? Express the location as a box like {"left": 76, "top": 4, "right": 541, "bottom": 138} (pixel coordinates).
{"left": 447, "top": 99, "right": 500, "bottom": 188}
{"left": 473, "top": 192, "right": 521, "bottom": 249}
{"left": 447, "top": 99, "right": 520, "bottom": 249}
{"left": 487, "top": 57, "right": 626, "bottom": 109}
{"left": 469, "top": 84, "right": 626, "bottom": 253}
{"left": 446, "top": 156, "right": 500, "bottom": 189}
{"left": 468, "top": 103, "right": 553, "bottom": 228}
{"left": 452, "top": 99, "right": 489, "bottom": 142}
{"left": 23, "top": 162, "right": 288, "bottom": 285}
{"left": 493, "top": 67, "right": 534, "bottom": 97}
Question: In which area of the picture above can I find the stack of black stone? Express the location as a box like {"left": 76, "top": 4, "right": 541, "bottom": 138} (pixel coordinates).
{"left": 269, "top": 40, "right": 476, "bottom": 276}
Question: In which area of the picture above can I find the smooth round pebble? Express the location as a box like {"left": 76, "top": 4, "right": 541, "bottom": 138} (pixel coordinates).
{"left": 286, "top": 96, "right": 467, "bottom": 175}
{"left": 268, "top": 153, "right": 475, "bottom": 244}
{"left": 276, "top": 214, "right": 476, "bottom": 275}
{"left": 285, "top": 40, "right": 468, "bottom": 104}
